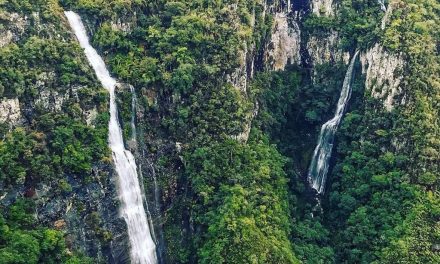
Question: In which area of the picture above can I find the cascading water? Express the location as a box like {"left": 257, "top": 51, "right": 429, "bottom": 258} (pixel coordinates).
{"left": 129, "top": 85, "right": 137, "bottom": 142}
{"left": 307, "top": 51, "right": 359, "bottom": 194}
{"left": 378, "top": 0, "right": 387, "bottom": 12}
{"left": 65, "top": 11, "right": 157, "bottom": 264}
{"left": 128, "top": 84, "right": 163, "bottom": 260}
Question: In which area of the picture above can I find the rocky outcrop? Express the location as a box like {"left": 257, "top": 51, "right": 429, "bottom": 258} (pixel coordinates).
{"left": 360, "top": 44, "right": 404, "bottom": 111}
{"left": 0, "top": 98, "right": 22, "bottom": 126}
{"left": 110, "top": 17, "right": 135, "bottom": 33}
{"left": 306, "top": 0, "right": 354, "bottom": 67}
{"left": 84, "top": 107, "right": 99, "bottom": 127}
{"left": 264, "top": 0, "right": 351, "bottom": 72}
{"left": 306, "top": 31, "right": 350, "bottom": 66}
{"left": 30, "top": 71, "right": 99, "bottom": 125}
{"left": 234, "top": 102, "right": 259, "bottom": 143}
{"left": 226, "top": 42, "right": 250, "bottom": 93}
{"left": 310, "top": 0, "right": 335, "bottom": 16}
{"left": 0, "top": 11, "right": 63, "bottom": 47}
{"left": 0, "top": 12, "right": 26, "bottom": 47}
{"left": 31, "top": 167, "right": 129, "bottom": 263}
{"left": 0, "top": 30, "right": 14, "bottom": 48}
{"left": 33, "top": 72, "right": 66, "bottom": 111}
{"left": 264, "top": 12, "right": 301, "bottom": 71}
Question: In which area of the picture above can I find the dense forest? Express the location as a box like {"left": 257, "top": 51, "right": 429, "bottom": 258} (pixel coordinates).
{"left": 0, "top": 0, "right": 438, "bottom": 263}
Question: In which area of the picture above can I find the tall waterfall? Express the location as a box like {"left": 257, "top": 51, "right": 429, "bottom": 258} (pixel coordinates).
{"left": 308, "top": 51, "right": 359, "bottom": 194}
{"left": 65, "top": 11, "right": 157, "bottom": 264}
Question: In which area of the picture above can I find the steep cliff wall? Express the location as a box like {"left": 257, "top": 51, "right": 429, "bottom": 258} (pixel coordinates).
{"left": 0, "top": 3, "right": 129, "bottom": 262}
{"left": 263, "top": 0, "right": 349, "bottom": 72}
{"left": 2, "top": 1, "right": 436, "bottom": 264}
{"left": 310, "top": 0, "right": 335, "bottom": 16}
{"left": 264, "top": 12, "right": 301, "bottom": 70}
{"left": 360, "top": 44, "right": 404, "bottom": 111}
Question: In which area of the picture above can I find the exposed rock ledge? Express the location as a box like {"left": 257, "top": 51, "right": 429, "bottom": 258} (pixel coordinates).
{"left": 360, "top": 44, "right": 404, "bottom": 111}
{"left": 0, "top": 12, "right": 26, "bottom": 48}
{"left": 311, "top": 0, "right": 335, "bottom": 17}
{"left": 0, "top": 98, "right": 22, "bottom": 126}
{"left": 264, "top": 12, "right": 301, "bottom": 71}
{"left": 307, "top": 31, "right": 350, "bottom": 66}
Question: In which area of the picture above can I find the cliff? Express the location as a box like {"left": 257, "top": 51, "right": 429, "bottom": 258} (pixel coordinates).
{"left": 1, "top": 1, "right": 438, "bottom": 264}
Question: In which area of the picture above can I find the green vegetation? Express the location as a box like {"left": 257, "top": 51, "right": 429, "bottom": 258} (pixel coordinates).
{"left": 0, "top": 0, "right": 64, "bottom": 19}
{"left": 327, "top": 99, "right": 418, "bottom": 262}
{"left": 338, "top": 0, "right": 385, "bottom": 49}
{"left": 303, "top": 0, "right": 385, "bottom": 49}
{"left": 0, "top": 199, "right": 92, "bottom": 264}
{"left": 249, "top": 63, "right": 365, "bottom": 263}
{"left": 1, "top": 0, "right": 438, "bottom": 263}
{"left": 0, "top": 34, "right": 109, "bottom": 187}
{"left": 66, "top": 1, "right": 298, "bottom": 263}
{"left": 0, "top": 1, "right": 110, "bottom": 262}
{"left": 186, "top": 133, "right": 299, "bottom": 263}
{"left": 323, "top": 0, "right": 440, "bottom": 263}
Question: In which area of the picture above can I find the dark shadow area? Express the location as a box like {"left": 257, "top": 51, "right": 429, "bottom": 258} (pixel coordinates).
{"left": 292, "top": 0, "right": 310, "bottom": 11}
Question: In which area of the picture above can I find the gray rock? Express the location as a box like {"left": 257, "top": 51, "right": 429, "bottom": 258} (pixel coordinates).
{"left": 0, "top": 98, "right": 22, "bottom": 127}
{"left": 360, "top": 44, "right": 404, "bottom": 111}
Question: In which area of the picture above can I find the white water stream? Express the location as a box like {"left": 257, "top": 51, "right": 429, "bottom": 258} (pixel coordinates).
{"left": 65, "top": 11, "right": 157, "bottom": 264}
{"left": 308, "top": 51, "right": 359, "bottom": 194}
{"left": 378, "top": 0, "right": 387, "bottom": 12}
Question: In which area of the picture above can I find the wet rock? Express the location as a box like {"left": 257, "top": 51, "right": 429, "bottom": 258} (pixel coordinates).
{"left": 381, "top": 0, "right": 397, "bottom": 30}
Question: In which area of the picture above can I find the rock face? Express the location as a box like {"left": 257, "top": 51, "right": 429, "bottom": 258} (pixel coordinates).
{"left": 235, "top": 102, "right": 259, "bottom": 143}
{"left": 33, "top": 170, "right": 128, "bottom": 263}
{"left": 0, "top": 12, "right": 26, "bottom": 47}
{"left": 33, "top": 72, "right": 67, "bottom": 112}
{"left": 0, "top": 8, "right": 131, "bottom": 263}
{"left": 227, "top": 43, "right": 255, "bottom": 142}
{"left": 306, "top": 31, "right": 350, "bottom": 66}
{"left": 381, "top": 0, "right": 397, "bottom": 30}
{"left": 226, "top": 42, "right": 250, "bottom": 93}
{"left": 110, "top": 16, "right": 135, "bottom": 33}
{"left": 264, "top": 12, "right": 301, "bottom": 71}
{"left": 263, "top": 0, "right": 350, "bottom": 72}
{"left": 0, "top": 11, "right": 61, "bottom": 47}
{"left": 0, "top": 98, "right": 22, "bottom": 126}
{"left": 360, "top": 44, "right": 404, "bottom": 111}
{"left": 306, "top": 0, "right": 349, "bottom": 66}
{"left": 310, "top": 0, "right": 335, "bottom": 16}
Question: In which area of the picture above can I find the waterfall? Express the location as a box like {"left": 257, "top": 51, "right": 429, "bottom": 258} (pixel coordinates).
{"left": 65, "top": 11, "right": 157, "bottom": 264}
{"left": 307, "top": 51, "right": 359, "bottom": 194}
{"left": 128, "top": 84, "right": 164, "bottom": 261}
{"left": 130, "top": 85, "right": 137, "bottom": 141}
{"left": 378, "top": 0, "right": 387, "bottom": 12}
